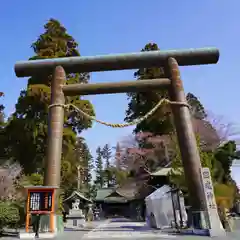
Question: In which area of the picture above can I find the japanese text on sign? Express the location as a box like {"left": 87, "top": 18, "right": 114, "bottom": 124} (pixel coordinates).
{"left": 29, "top": 192, "right": 53, "bottom": 212}
{"left": 201, "top": 168, "right": 217, "bottom": 210}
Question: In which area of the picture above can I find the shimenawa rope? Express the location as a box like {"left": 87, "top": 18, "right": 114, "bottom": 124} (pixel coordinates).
{"left": 48, "top": 98, "right": 189, "bottom": 128}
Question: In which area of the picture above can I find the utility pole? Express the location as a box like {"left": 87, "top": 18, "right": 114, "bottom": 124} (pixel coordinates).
{"left": 77, "top": 165, "right": 81, "bottom": 191}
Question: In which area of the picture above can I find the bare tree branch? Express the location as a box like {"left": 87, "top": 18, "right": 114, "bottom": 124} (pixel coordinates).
{"left": 205, "top": 111, "right": 240, "bottom": 147}
{"left": 0, "top": 161, "right": 23, "bottom": 201}
{"left": 116, "top": 132, "right": 172, "bottom": 176}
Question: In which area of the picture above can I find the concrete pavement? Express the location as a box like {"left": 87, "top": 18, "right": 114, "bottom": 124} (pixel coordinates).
{"left": 82, "top": 219, "right": 176, "bottom": 239}
{"left": 80, "top": 218, "right": 240, "bottom": 240}
{"left": 1, "top": 218, "right": 240, "bottom": 239}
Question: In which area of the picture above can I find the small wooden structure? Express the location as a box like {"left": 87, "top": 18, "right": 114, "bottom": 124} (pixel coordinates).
{"left": 25, "top": 186, "right": 58, "bottom": 233}
{"left": 63, "top": 190, "right": 92, "bottom": 209}
{"left": 63, "top": 191, "right": 92, "bottom": 228}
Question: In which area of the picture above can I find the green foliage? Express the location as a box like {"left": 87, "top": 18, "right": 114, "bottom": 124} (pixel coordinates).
{"left": 0, "top": 92, "right": 4, "bottom": 126}
{"left": 94, "top": 146, "right": 104, "bottom": 188}
{"left": 0, "top": 201, "right": 20, "bottom": 230}
{"left": 88, "top": 184, "right": 98, "bottom": 199}
{"left": 94, "top": 143, "right": 128, "bottom": 189}
{"left": 214, "top": 183, "right": 235, "bottom": 199}
{"left": 124, "top": 47, "right": 208, "bottom": 135}
{"left": 60, "top": 137, "right": 94, "bottom": 196}
{"left": 0, "top": 105, "right": 4, "bottom": 127}
{"left": 186, "top": 93, "right": 207, "bottom": 120}
{"left": 0, "top": 95, "right": 8, "bottom": 161}
{"left": 125, "top": 43, "right": 173, "bottom": 135}
{"left": 214, "top": 141, "right": 239, "bottom": 183}
{"left": 109, "top": 167, "right": 128, "bottom": 186}
{"left": 78, "top": 137, "right": 94, "bottom": 194}
{"left": 57, "top": 192, "right": 64, "bottom": 214}
{"left": 101, "top": 144, "right": 113, "bottom": 187}
{"left": 0, "top": 19, "right": 96, "bottom": 209}
{"left": 61, "top": 160, "right": 74, "bottom": 194}
{"left": 11, "top": 201, "right": 25, "bottom": 228}
{"left": 4, "top": 18, "right": 95, "bottom": 174}
{"left": 23, "top": 173, "right": 43, "bottom": 186}
{"left": 169, "top": 135, "right": 214, "bottom": 193}
{"left": 61, "top": 144, "right": 78, "bottom": 194}
{"left": 102, "top": 144, "right": 112, "bottom": 166}
{"left": 169, "top": 134, "right": 239, "bottom": 206}
{"left": 212, "top": 140, "right": 240, "bottom": 204}
{"left": 120, "top": 43, "right": 238, "bottom": 208}
{"left": 86, "top": 149, "right": 94, "bottom": 187}
{"left": 214, "top": 183, "right": 236, "bottom": 209}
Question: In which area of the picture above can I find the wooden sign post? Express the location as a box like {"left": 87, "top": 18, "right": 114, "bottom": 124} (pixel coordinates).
{"left": 24, "top": 186, "right": 58, "bottom": 234}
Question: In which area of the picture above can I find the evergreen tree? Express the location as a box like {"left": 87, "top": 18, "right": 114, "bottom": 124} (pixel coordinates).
{"left": 0, "top": 92, "right": 4, "bottom": 126}
{"left": 88, "top": 184, "right": 98, "bottom": 199}
{"left": 75, "top": 137, "right": 93, "bottom": 195}
{"left": 5, "top": 19, "right": 95, "bottom": 174}
{"left": 0, "top": 92, "right": 6, "bottom": 161}
{"left": 60, "top": 137, "right": 91, "bottom": 194}
{"left": 110, "top": 143, "right": 128, "bottom": 186}
{"left": 214, "top": 141, "right": 240, "bottom": 183}
{"left": 101, "top": 144, "right": 112, "bottom": 187}
{"left": 114, "top": 142, "right": 121, "bottom": 170}
{"left": 94, "top": 146, "right": 104, "bottom": 188}
{"left": 169, "top": 135, "right": 214, "bottom": 194}
{"left": 102, "top": 144, "right": 112, "bottom": 168}
{"left": 186, "top": 93, "right": 207, "bottom": 120}
{"left": 86, "top": 151, "right": 94, "bottom": 187}
{"left": 125, "top": 43, "right": 173, "bottom": 135}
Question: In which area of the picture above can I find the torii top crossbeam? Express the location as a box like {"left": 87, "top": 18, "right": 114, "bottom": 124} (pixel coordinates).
{"left": 14, "top": 47, "right": 219, "bottom": 77}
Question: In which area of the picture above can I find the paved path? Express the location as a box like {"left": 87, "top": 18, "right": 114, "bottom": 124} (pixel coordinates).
{"left": 81, "top": 219, "right": 176, "bottom": 239}
{"left": 1, "top": 218, "right": 240, "bottom": 239}
{"left": 78, "top": 218, "right": 240, "bottom": 240}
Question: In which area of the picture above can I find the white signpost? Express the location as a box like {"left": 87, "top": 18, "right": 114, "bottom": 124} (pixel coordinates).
{"left": 200, "top": 167, "right": 226, "bottom": 237}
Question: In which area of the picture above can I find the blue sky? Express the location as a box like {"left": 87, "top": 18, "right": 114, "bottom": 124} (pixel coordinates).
{"left": 1, "top": 1, "right": 239, "bottom": 183}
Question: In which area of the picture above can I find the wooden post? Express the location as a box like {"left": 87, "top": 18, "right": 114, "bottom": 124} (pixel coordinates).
{"left": 50, "top": 190, "right": 55, "bottom": 232}
{"left": 166, "top": 58, "right": 207, "bottom": 221}
{"left": 44, "top": 66, "right": 66, "bottom": 212}
{"left": 25, "top": 191, "right": 30, "bottom": 233}
{"left": 77, "top": 165, "right": 81, "bottom": 191}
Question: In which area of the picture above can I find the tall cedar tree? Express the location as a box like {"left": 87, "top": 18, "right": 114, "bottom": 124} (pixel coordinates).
{"left": 75, "top": 137, "right": 93, "bottom": 195}
{"left": 114, "top": 142, "right": 121, "bottom": 170}
{"left": 5, "top": 19, "right": 95, "bottom": 174}
{"left": 186, "top": 93, "right": 207, "bottom": 120}
{"left": 125, "top": 44, "right": 208, "bottom": 135}
{"left": 125, "top": 43, "right": 173, "bottom": 135}
{"left": 0, "top": 92, "right": 4, "bottom": 126}
{"left": 214, "top": 141, "right": 240, "bottom": 183}
{"left": 101, "top": 144, "right": 112, "bottom": 187}
{"left": 0, "top": 93, "right": 6, "bottom": 163}
{"left": 94, "top": 146, "right": 104, "bottom": 188}
{"left": 60, "top": 137, "right": 91, "bottom": 195}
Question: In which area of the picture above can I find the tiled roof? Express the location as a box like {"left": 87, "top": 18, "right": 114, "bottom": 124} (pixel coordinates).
{"left": 63, "top": 190, "right": 92, "bottom": 202}
{"left": 115, "top": 179, "right": 153, "bottom": 200}
{"left": 95, "top": 188, "right": 115, "bottom": 201}
{"left": 104, "top": 196, "right": 128, "bottom": 203}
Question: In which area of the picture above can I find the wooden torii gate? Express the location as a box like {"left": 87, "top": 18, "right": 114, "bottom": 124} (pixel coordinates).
{"left": 15, "top": 47, "right": 219, "bottom": 228}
